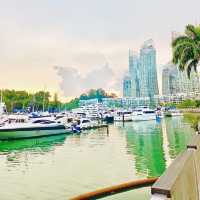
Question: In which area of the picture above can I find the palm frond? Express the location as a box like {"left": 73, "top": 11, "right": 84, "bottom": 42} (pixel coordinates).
{"left": 172, "top": 36, "right": 193, "bottom": 47}
{"left": 172, "top": 41, "right": 196, "bottom": 64}
{"left": 171, "top": 24, "right": 200, "bottom": 80}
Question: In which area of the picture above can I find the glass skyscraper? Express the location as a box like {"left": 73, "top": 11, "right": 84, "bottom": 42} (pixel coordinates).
{"left": 123, "top": 75, "right": 132, "bottom": 97}
{"left": 123, "top": 39, "right": 159, "bottom": 100}
{"left": 162, "top": 62, "right": 200, "bottom": 97}
{"left": 129, "top": 50, "right": 140, "bottom": 97}
{"left": 139, "top": 39, "right": 159, "bottom": 98}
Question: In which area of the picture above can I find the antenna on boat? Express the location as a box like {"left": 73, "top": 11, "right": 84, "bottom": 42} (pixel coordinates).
{"left": 0, "top": 89, "right": 3, "bottom": 103}
{"left": 32, "top": 93, "right": 35, "bottom": 112}
{"left": 43, "top": 85, "right": 46, "bottom": 112}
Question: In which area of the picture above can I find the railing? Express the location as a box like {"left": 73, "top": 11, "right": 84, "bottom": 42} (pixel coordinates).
{"left": 151, "top": 134, "right": 200, "bottom": 200}
{"left": 70, "top": 178, "right": 157, "bottom": 200}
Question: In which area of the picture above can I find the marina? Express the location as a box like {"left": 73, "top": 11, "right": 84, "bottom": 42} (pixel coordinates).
{"left": 0, "top": 3, "right": 200, "bottom": 198}
{"left": 0, "top": 114, "right": 196, "bottom": 199}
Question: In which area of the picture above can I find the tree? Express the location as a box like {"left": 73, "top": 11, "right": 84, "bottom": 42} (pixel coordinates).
{"left": 172, "top": 24, "right": 200, "bottom": 77}
{"left": 49, "top": 93, "right": 61, "bottom": 112}
{"left": 64, "top": 98, "right": 79, "bottom": 110}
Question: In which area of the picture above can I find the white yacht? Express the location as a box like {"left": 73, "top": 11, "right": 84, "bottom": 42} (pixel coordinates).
{"left": 0, "top": 115, "right": 68, "bottom": 140}
{"left": 132, "top": 108, "right": 157, "bottom": 121}
{"left": 78, "top": 118, "right": 98, "bottom": 129}
{"left": 114, "top": 110, "right": 132, "bottom": 121}
{"left": 73, "top": 105, "right": 99, "bottom": 119}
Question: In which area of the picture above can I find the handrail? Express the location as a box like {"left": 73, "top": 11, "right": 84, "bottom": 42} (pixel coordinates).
{"left": 151, "top": 134, "right": 200, "bottom": 199}
{"left": 70, "top": 177, "right": 158, "bottom": 200}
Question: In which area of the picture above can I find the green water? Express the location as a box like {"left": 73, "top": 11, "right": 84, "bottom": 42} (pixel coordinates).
{"left": 0, "top": 116, "right": 196, "bottom": 200}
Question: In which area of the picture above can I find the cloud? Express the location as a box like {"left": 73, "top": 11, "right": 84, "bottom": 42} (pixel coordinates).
{"left": 55, "top": 64, "right": 122, "bottom": 98}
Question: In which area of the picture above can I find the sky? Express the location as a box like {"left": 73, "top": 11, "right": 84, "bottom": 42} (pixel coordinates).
{"left": 0, "top": 0, "right": 200, "bottom": 101}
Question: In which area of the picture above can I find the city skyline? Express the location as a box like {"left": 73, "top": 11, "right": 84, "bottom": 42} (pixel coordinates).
{"left": 0, "top": 0, "right": 200, "bottom": 101}
{"left": 162, "top": 62, "right": 200, "bottom": 98}
{"left": 123, "top": 40, "right": 159, "bottom": 99}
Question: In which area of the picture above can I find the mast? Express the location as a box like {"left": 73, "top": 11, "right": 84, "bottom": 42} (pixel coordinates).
{"left": 43, "top": 92, "right": 45, "bottom": 112}
{"left": 0, "top": 89, "right": 2, "bottom": 103}
{"left": 42, "top": 85, "right": 46, "bottom": 112}
{"left": 32, "top": 93, "right": 35, "bottom": 112}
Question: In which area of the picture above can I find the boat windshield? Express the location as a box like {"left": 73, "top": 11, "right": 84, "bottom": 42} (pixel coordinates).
{"left": 143, "top": 111, "right": 155, "bottom": 114}
{"left": 33, "top": 120, "right": 55, "bottom": 124}
{"left": 82, "top": 120, "right": 90, "bottom": 123}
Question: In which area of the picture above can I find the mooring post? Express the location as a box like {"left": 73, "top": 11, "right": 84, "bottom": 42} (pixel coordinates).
{"left": 107, "top": 125, "right": 109, "bottom": 136}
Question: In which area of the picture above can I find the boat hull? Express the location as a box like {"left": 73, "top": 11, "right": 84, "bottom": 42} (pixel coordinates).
{"left": 114, "top": 116, "right": 132, "bottom": 122}
{"left": 0, "top": 126, "right": 68, "bottom": 140}
{"left": 132, "top": 115, "right": 156, "bottom": 121}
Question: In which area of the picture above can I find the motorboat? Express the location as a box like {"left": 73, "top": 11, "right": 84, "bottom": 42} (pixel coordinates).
{"left": 77, "top": 118, "right": 98, "bottom": 129}
{"left": 114, "top": 110, "right": 132, "bottom": 121}
{"left": 132, "top": 108, "right": 157, "bottom": 121}
{"left": 164, "top": 109, "right": 183, "bottom": 117}
{"left": 101, "top": 112, "right": 114, "bottom": 123}
{"left": 0, "top": 116, "right": 68, "bottom": 140}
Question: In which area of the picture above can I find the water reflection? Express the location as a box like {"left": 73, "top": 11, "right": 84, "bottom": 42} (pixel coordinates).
{"left": 122, "top": 121, "right": 166, "bottom": 177}
{"left": 115, "top": 116, "right": 195, "bottom": 178}
{"left": 0, "top": 134, "right": 67, "bottom": 153}
{"left": 164, "top": 117, "right": 194, "bottom": 159}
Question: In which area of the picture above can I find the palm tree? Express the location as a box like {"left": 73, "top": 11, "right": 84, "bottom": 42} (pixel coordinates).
{"left": 172, "top": 24, "right": 200, "bottom": 78}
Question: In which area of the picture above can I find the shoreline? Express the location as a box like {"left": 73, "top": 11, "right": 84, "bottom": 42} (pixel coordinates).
{"left": 180, "top": 108, "right": 200, "bottom": 113}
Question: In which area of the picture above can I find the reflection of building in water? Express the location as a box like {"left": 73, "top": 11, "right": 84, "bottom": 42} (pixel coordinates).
{"left": 162, "top": 117, "right": 195, "bottom": 159}
{"left": 124, "top": 121, "right": 166, "bottom": 177}
{"left": 160, "top": 118, "right": 173, "bottom": 166}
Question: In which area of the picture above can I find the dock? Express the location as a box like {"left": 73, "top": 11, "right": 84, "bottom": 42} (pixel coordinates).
{"left": 81, "top": 124, "right": 108, "bottom": 130}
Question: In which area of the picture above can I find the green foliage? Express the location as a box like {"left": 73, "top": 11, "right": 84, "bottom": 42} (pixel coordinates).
{"left": 63, "top": 98, "right": 79, "bottom": 110}
{"left": 1, "top": 88, "right": 117, "bottom": 112}
{"left": 183, "top": 113, "right": 200, "bottom": 131}
{"left": 1, "top": 89, "right": 61, "bottom": 112}
{"left": 195, "top": 100, "right": 200, "bottom": 107}
{"left": 172, "top": 24, "right": 200, "bottom": 78}
{"left": 176, "top": 99, "right": 197, "bottom": 108}
{"left": 163, "top": 102, "right": 177, "bottom": 107}
{"left": 65, "top": 88, "right": 118, "bottom": 110}
{"left": 79, "top": 88, "right": 117, "bottom": 101}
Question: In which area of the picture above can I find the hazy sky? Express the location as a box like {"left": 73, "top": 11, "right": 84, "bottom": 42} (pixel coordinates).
{"left": 0, "top": 0, "right": 200, "bottom": 101}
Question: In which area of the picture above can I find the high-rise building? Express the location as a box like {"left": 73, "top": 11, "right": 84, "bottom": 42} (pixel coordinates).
{"left": 162, "top": 62, "right": 177, "bottom": 95}
{"left": 123, "top": 39, "right": 159, "bottom": 101}
{"left": 139, "top": 39, "right": 159, "bottom": 98}
{"left": 129, "top": 50, "right": 140, "bottom": 97}
{"left": 123, "top": 75, "right": 132, "bottom": 97}
{"left": 162, "top": 62, "right": 200, "bottom": 97}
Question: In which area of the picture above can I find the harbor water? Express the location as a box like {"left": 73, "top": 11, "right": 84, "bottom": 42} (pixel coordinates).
{"left": 0, "top": 114, "right": 197, "bottom": 200}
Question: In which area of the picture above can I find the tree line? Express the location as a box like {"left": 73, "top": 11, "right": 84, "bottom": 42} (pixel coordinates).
{"left": 1, "top": 89, "right": 61, "bottom": 112}
{"left": 1, "top": 88, "right": 117, "bottom": 112}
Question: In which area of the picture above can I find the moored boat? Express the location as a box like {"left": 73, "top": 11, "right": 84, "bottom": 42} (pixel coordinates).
{"left": 114, "top": 110, "right": 132, "bottom": 121}
{"left": 164, "top": 109, "right": 183, "bottom": 117}
{"left": 132, "top": 108, "right": 157, "bottom": 121}
{"left": 0, "top": 117, "right": 68, "bottom": 140}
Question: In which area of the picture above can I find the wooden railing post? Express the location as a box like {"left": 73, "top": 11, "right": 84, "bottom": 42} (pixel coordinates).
{"left": 187, "top": 134, "right": 200, "bottom": 198}
{"left": 151, "top": 150, "right": 199, "bottom": 200}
